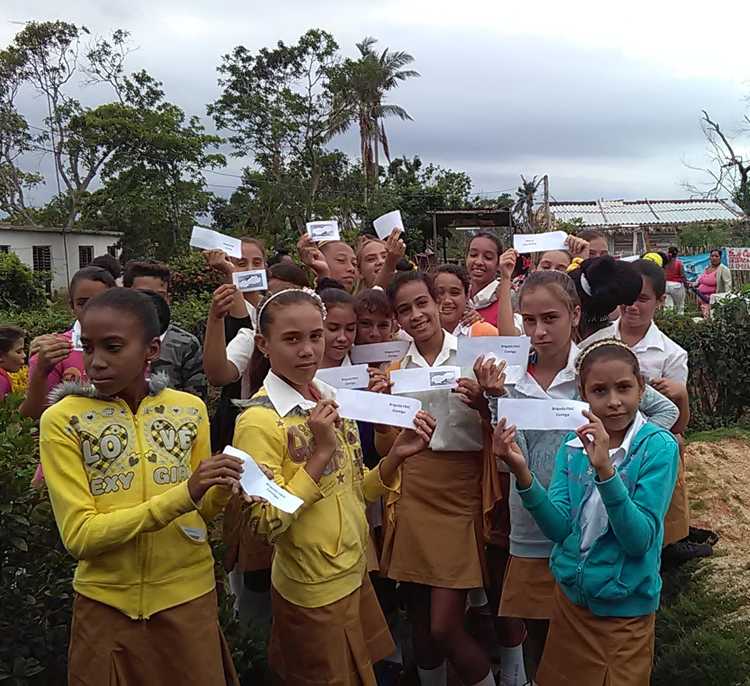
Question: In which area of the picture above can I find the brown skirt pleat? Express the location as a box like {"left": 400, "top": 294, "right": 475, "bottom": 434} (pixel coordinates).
{"left": 663, "top": 450, "right": 690, "bottom": 545}
{"left": 536, "top": 585, "right": 655, "bottom": 686}
{"left": 68, "top": 590, "right": 239, "bottom": 686}
{"left": 267, "top": 575, "right": 394, "bottom": 686}
{"left": 499, "top": 556, "right": 555, "bottom": 619}
{"left": 380, "top": 449, "right": 487, "bottom": 589}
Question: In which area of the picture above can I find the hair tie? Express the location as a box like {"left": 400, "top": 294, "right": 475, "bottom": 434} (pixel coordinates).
{"left": 257, "top": 287, "right": 327, "bottom": 323}
{"left": 579, "top": 272, "right": 592, "bottom": 297}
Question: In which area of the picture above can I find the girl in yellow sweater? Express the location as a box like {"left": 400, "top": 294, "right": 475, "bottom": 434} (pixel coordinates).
{"left": 40, "top": 288, "right": 243, "bottom": 685}
{"left": 233, "top": 288, "right": 435, "bottom": 686}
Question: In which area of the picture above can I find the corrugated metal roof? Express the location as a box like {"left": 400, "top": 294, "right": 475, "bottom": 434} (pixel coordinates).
{"left": 0, "top": 223, "right": 123, "bottom": 237}
{"left": 550, "top": 199, "right": 743, "bottom": 227}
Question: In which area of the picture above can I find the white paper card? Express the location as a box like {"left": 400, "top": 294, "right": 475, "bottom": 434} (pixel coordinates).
{"left": 232, "top": 269, "right": 268, "bottom": 292}
{"left": 513, "top": 231, "right": 568, "bottom": 254}
{"left": 390, "top": 366, "right": 461, "bottom": 394}
{"left": 335, "top": 388, "right": 421, "bottom": 429}
{"left": 315, "top": 364, "right": 370, "bottom": 390}
{"left": 190, "top": 226, "right": 243, "bottom": 258}
{"left": 306, "top": 220, "right": 340, "bottom": 242}
{"left": 456, "top": 336, "right": 531, "bottom": 368}
{"left": 350, "top": 340, "right": 411, "bottom": 364}
{"left": 497, "top": 398, "right": 589, "bottom": 431}
{"left": 71, "top": 320, "right": 83, "bottom": 352}
{"left": 373, "top": 210, "right": 404, "bottom": 240}
{"left": 224, "top": 445, "right": 303, "bottom": 514}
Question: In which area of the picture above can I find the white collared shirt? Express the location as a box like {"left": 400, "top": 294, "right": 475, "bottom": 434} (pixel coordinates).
{"left": 263, "top": 369, "right": 335, "bottom": 417}
{"left": 511, "top": 342, "right": 580, "bottom": 401}
{"left": 468, "top": 278, "right": 499, "bottom": 310}
{"left": 575, "top": 411, "right": 646, "bottom": 552}
{"left": 397, "top": 330, "right": 483, "bottom": 452}
{"left": 579, "top": 319, "right": 688, "bottom": 383}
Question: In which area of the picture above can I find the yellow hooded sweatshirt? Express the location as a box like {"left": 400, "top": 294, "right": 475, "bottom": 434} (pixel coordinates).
{"left": 39, "top": 377, "right": 230, "bottom": 619}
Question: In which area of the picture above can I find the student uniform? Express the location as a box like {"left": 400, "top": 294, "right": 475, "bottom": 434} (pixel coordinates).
{"left": 518, "top": 416, "right": 679, "bottom": 685}
{"left": 39, "top": 377, "right": 238, "bottom": 685}
{"left": 492, "top": 343, "right": 680, "bottom": 621}
{"left": 234, "top": 371, "right": 395, "bottom": 686}
{"left": 376, "top": 331, "right": 501, "bottom": 590}
{"left": 580, "top": 319, "right": 690, "bottom": 545}
{"left": 468, "top": 279, "right": 501, "bottom": 326}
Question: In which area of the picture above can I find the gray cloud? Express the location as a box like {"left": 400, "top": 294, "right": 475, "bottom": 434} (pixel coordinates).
{"left": 3, "top": 0, "right": 747, "bottom": 203}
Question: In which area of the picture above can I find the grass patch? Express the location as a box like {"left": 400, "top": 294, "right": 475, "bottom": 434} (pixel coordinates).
{"left": 653, "top": 561, "right": 750, "bottom": 685}
{"left": 686, "top": 426, "right": 750, "bottom": 444}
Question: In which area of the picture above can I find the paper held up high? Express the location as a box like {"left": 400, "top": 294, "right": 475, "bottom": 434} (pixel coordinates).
{"left": 513, "top": 231, "right": 568, "bottom": 254}
{"left": 306, "top": 220, "right": 340, "bottom": 242}
{"left": 456, "top": 336, "right": 531, "bottom": 368}
{"left": 350, "top": 340, "right": 411, "bottom": 364}
{"left": 190, "top": 226, "right": 243, "bottom": 258}
{"left": 497, "top": 398, "right": 589, "bottom": 431}
{"left": 335, "top": 388, "right": 421, "bottom": 429}
{"left": 315, "top": 364, "right": 370, "bottom": 390}
{"left": 232, "top": 269, "right": 268, "bottom": 292}
{"left": 223, "top": 445, "right": 303, "bottom": 514}
{"left": 390, "top": 366, "right": 460, "bottom": 394}
{"left": 372, "top": 210, "right": 404, "bottom": 240}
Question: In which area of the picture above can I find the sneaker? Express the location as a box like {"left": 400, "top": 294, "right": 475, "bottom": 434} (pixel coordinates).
{"left": 688, "top": 526, "right": 719, "bottom": 547}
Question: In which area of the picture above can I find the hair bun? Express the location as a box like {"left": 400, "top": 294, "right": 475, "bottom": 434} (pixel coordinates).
{"left": 570, "top": 256, "right": 642, "bottom": 316}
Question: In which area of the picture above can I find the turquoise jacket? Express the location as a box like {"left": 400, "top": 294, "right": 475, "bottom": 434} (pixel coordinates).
{"left": 518, "top": 422, "right": 679, "bottom": 617}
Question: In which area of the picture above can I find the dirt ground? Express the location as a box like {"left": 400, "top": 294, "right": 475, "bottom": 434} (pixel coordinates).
{"left": 685, "top": 438, "right": 750, "bottom": 608}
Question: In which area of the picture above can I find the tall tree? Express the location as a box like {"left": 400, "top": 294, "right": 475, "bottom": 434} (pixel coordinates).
{"left": 513, "top": 175, "right": 543, "bottom": 232}
{"left": 331, "top": 37, "right": 419, "bottom": 202}
{"left": 209, "top": 29, "right": 347, "bottom": 229}
{"left": 685, "top": 109, "right": 750, "bottom": 213}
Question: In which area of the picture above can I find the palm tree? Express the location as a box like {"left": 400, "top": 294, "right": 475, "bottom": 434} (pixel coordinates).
{"left": 513, "top": 175, "right": 544, "bottom": 232}
{"left": 333, "top": 37, "right": 419, "bottom": 203}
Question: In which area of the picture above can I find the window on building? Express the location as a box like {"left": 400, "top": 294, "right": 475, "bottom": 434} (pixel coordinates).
{"left": 79, "top": 245, "right": 94, "bottom": 268}
{"left": 32, "top": 245, "right": 52, "bottom": 272}
{"left": 0, "top": 245, "right": 9, "bottom": 253}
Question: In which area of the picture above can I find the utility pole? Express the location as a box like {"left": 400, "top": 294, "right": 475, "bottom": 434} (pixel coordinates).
{"left": 542, "top": 174, "right": 550, "bottom": 230}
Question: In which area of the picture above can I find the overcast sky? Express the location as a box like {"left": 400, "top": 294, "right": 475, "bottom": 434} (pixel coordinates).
{"left": 3, "top": 0, "right": 750, "bottom": 206}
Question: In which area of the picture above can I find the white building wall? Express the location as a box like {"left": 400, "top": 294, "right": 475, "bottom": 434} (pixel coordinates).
{"left": 0, "top": 229, "right": 120, "bottom": 293}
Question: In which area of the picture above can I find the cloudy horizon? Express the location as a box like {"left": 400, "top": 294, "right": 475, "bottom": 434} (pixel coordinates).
{"left": 3, "top": 0, "right": 750, "bottom": 208}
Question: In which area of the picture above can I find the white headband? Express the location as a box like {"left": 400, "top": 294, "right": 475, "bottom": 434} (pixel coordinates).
{"left": 257, "top": 287, "right": 327, "bottom": 323}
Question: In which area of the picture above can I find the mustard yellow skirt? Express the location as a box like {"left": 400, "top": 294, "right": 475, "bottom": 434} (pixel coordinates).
{"left": 499, "top": 556, "right": 556, "bottom": 620}
{"left": 663, "top": 451, "right": 690, "bottom": 545}
{"left": 268, "top": 575, "right": 394, "bottom": 686}
{"left": 537, "top": 585, "right": 655, "bottom": 686}
{"left": 68, "top": 591, "right": 238, "bottom": 686}
{"left": 380, "top": 449, "right": 486, "bottom": 589}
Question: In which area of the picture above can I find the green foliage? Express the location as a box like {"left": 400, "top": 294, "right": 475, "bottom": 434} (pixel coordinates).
{"left": 0, "top": 394, "right": 74, "bottom": 685}
{"left": 168, "top": 252, "right": 224, "bottom": 300}
{"left": 0, "top": 301, "right": 72, "bottom": 341}
{"left": 653, "top": 562, "right": 750, "bottom": 685}
{"left": 657, "top": 295, "right": 750, "bottom": 429}
{"left": 677, "top": 220, "right": 750, "bottom": 251}
{"left": 0, "top": 253, "right": 48, "bottom": 309}
{"left": 170, "top": 291, "right": 212, "bottom": 341}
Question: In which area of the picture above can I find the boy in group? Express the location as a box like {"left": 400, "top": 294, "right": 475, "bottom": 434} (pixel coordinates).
{"left": 123, "top": 260, "right": 206, "bottom": 400}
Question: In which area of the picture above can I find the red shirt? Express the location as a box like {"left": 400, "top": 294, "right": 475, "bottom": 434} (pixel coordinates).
{"left": 475, "top": 300, "right": 499, "bottom": 327}
{"left": 665, "top": 258, "right": 685, "bottom": 284}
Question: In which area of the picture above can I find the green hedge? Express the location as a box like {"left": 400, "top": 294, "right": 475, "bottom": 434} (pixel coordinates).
{"left": 657, "top": 293, "right": 750, "bottom": 430}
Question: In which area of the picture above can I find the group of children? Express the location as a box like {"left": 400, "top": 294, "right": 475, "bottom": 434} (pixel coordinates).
{"left": 0, "top": 226, "right": 695, "bottom": 686}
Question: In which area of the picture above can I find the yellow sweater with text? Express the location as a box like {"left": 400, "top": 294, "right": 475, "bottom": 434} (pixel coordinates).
{"left": 40, "top": 385, "right": 230, "bottom": 619}
{"left": 234, "top": 390, "right": 395, "bottom": 608}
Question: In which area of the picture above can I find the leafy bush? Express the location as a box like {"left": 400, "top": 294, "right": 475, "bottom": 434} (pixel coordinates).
{"left": 0, "top": 303, "right": 72, "bottom": 342}
{"left": 0, "top": 394, "right": 74, "bottom": 685}
{"left": 168, "top": 252, "right": 224, "bottom": 300}
{"left": 0, "top": 253, "right": 48, "bottom": 310}
{"left": 170, "top": 291, "right": 212, "bottom": 341}
{"left": 657, "top": 294, "right": 750, "bottom": 430}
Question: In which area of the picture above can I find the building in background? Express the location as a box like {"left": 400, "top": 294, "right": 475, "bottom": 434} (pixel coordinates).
{"left": 0, "top": 224, "right": 122, "bottom": 293}
{"left": 549, "top": 198, "right": 745, "bottom": 256}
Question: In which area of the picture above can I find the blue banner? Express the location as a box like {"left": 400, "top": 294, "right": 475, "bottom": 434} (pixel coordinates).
{"left": 681, "top": 252, "right": 711, "bottom": 282}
